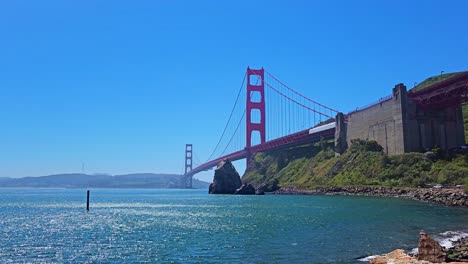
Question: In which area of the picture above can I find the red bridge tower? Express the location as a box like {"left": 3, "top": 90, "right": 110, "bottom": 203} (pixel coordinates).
{"left": 246, "top": 67, "right": 266, "bottom": 166}
{"left": 184, "top": 144, "right": 193, "bottom": 188}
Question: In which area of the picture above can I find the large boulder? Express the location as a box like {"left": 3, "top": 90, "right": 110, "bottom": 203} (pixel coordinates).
{"left": 417, "top": 230, "right": 446, "bottom": 263}
{"left": 208, "top": 159, "right": 242, "bottom": 194}
{"left": 234, "top": 183, "right": 256, "bottom": 195}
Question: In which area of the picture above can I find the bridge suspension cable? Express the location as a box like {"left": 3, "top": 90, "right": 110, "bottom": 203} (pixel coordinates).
{"left": 258, "top": 70, "right": 340, "bottom": 141}
{"left": 264, "top": 82, "right": 335, "bottom": 119}
{"left": 206, "top": 72, "right": 246, "bottom": 162}
{"left": 198, "top": 68, "right": 340, "bottom": 165}
{"left": 214, "top": 73, "right": 264, "bottom": 158}
{"left": 218, "top": 74, "right": 263, "bottom": 156}
{"left": 193, "top": 152, "right": 203, "bottom": 168}
{"left": 265, "top": 70, "right": 339, "bottom": 114}
{"left": 186, "top": 67, "right": 341, "bottom": 177}
{"left": 220, "top": 109, "right": 246, "bottom": 157}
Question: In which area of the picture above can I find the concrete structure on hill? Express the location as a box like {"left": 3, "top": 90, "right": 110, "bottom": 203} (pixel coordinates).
{"left": 335, "top": 73, "right": 467, "bottom": 155}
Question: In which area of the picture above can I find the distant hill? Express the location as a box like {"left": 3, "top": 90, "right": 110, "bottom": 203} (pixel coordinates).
{"left": 0, "top": 173, "right": 210, "bottom": 189}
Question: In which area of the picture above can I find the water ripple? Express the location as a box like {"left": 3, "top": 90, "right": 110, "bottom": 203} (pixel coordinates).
{"left": 0, "top": 189, "right": 467, "bottom": 263}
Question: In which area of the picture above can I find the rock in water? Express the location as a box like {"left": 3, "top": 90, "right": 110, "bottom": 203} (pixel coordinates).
{"left": 417, "top": 230, "right": 446, "bottom": 263}
{"left": 208, "top": 159, "right": 242, "bottom": 194}
{"left": 234, "top": 183, "right": 256, "bottom": 195}
{"left": 255, "top": 189, "right": 265, "bottom": 195}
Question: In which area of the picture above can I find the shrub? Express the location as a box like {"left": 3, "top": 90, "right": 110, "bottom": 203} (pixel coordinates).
{"left": 349, "top": 139, "right": 384, "bottom": 152}
{"left": 432, "top": 145, "right": 442, "bottom": 159}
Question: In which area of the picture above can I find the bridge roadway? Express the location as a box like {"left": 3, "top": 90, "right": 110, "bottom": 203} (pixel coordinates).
{"left": 186, "top": 127, "right": 335, "bottom": 177}
{"left": 408, "top": 71, "right": 468, "bottom": 109}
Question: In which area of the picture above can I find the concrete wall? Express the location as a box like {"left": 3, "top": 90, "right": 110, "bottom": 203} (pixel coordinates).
{"left": 336, "top": 84, "right": 465, "bottom": 155}
{"left": 406, "top": 102, "right": 465, "bottom": 152}
{"left": 343, "top": 84, "right": 407, "bottom": 154}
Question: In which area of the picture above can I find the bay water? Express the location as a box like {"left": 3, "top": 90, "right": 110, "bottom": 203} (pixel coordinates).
{"left": 1, "top": 188, "right": 467, "bottom": 263}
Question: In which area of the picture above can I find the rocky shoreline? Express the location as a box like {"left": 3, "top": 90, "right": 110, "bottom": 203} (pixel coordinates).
{"left": 272, "top": 186, "right": 468, "bottom": 207}
{"left": 447, "top": 237, "right": 468, "bottom": 261}
{"left": 368, "top": 231, "right": 468, "bottom": 263}
{"left": 271, "top": 186, "right": 468, "bottom": 263}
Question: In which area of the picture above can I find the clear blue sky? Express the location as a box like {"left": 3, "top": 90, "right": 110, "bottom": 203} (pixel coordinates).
{"left": 1, "top": 1, "right": 467, "bottom": 182}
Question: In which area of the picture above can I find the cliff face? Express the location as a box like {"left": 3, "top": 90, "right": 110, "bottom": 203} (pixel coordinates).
{"left": 243, "top": 142, "right": 333, "bottom": 191}
{"left": 242, "top": 139, "right": 348, "bottom": 191}
{"left": 242, "top": 139, "right": 468, "bottom": 192}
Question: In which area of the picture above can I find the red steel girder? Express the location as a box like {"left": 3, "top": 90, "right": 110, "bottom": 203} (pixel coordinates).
{"left": 408, "top": 72, "right": 468, "bottom": 109}
{"left": 186, "top": 128, "right": 335, "bottom": 177}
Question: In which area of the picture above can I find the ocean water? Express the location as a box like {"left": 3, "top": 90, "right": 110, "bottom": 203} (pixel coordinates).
{"left": 0, "top": 189, "right": 467, "bottom": 263}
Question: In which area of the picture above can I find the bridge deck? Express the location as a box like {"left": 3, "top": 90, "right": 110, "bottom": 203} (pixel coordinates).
{"left": 186, "top": 127, "right": 335, "bottom": 177}
{"left": 408, "top": 71, "right": 468, "bottom": 109}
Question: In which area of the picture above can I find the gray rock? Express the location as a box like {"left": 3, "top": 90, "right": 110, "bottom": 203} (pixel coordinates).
{"left": 234, "top": 183, "right": 256, "bottom": 195}
{"left": 255, "top": 189, "right": 265, "bottom": 195}
{"left": 208, "top": 159, "right": 242, "bottom": 194}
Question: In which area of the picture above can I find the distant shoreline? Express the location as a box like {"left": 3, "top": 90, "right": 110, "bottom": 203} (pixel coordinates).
{"left": 272, "top": 186, "right": 468, "bottom": 207}
{"left": 0, "top": 173, "right": 210, "bottom": 189}
{"left": 0, "top": 187, "right": 204, "bottom": 190}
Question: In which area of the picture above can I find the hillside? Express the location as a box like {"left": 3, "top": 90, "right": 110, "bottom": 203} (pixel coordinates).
{"left": 243, "top": 139, "right": 468, "bottom": 192}
{"left": 0, "top": 173, "right": 210, "bottom": 189}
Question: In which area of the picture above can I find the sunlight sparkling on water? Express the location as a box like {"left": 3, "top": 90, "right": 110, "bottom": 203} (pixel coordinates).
{"left": 1, "top": 189, "right": 467, "bottom": 263}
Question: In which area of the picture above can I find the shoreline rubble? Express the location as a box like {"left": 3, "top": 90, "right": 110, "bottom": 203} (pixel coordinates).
{"left": 272, "top": 186, "right": 468, "bottom": 207}
{"left": 368, "top": 231, "right": 468, "bottom": 263}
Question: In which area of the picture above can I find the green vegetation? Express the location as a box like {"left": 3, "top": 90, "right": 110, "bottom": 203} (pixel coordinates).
{"left": 412, "top": 71, "right": 466, "bottom": 91}
{"left": 243, "top": 139, "right": 468, "bottom": 191}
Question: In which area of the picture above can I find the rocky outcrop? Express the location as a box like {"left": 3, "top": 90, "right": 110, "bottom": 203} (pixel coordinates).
{"left": 369, "top": 249, "right": 466, "bottom": 264}
{"left": 255, "top": 189, "right": 265, "bottom": 195}
{"left": 208, "top": 159, "right": 242, "bottom": 194}
{"left": 447, "top": 237, "right": 468, "bottom": 262}
{"left": 369, "top": 232, "right": 467, "bottom": 264}
{"left": 418, "top": 231, "right": 446, "bottom": 263}
{"left": 370, "top": 249, "right": 420, "bottom": 264}
{"left": 234, "top": 183, "right": 256, "bottom": 195}
{"left": 273, "top": 186, "right": 468, "bottom": 207}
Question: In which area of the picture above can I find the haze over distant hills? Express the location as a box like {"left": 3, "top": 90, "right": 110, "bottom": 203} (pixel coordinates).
{"left": 0, "top": 173, "right": 210, "bottom": 189}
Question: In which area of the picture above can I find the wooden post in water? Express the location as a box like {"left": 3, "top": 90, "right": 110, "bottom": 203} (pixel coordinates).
{"left": 86, "top": 190, "right": 90, "bottom": 211}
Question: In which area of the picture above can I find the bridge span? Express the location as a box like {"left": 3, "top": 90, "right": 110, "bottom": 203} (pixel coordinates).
{"left": 185, "top": 125, "right": 335, "bottom": 178}
{"left": 183, "top": 68, "right": 468, "bottom": 188}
